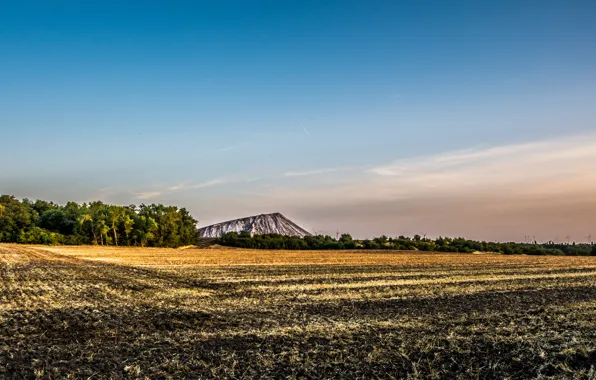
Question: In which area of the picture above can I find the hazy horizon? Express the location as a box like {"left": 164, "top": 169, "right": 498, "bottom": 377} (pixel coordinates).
{"left": 2, "top": 1, "right": 595, "bottom": 242}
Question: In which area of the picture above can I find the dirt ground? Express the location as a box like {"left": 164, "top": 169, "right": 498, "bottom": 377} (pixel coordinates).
{"left": 1, "top": 244, "right": 595, "bottom": 379}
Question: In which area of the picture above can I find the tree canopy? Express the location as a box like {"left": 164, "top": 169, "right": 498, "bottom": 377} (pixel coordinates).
{"left": 0, "top": 195, "right": 199, "bottom": 247}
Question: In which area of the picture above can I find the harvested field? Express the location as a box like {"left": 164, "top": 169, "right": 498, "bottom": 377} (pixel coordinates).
{"left": 1, "top": 244, "right": 595, "bottom": 379}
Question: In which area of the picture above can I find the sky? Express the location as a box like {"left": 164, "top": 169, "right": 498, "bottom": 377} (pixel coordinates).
{"left": 1, "top": 0, "right": 596, "bottom": 241}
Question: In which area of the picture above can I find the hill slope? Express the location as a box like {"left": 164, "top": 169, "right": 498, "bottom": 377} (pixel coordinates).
{"left": 198, "top": 213, "right": 311, "bottom": 238}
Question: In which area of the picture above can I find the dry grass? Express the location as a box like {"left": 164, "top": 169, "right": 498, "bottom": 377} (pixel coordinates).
{"left": 1, "top": 244, "right": 595, "bottom": 379}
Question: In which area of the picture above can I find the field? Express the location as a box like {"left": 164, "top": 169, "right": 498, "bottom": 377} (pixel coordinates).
{"left": 1, "top": 245, "right": 595, "bottom": 379}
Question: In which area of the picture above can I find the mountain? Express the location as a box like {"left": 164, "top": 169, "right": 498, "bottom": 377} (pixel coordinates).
{"left": 198, "top": 213, "right": 311, "bottom": 238}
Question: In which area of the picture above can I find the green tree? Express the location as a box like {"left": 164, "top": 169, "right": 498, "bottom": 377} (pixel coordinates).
{"left": 108, "top": 206, "right": 124, "bottom": 246}
{"left": 79, "top": 213, "right": 97, "bottom": 244}
{"left": 0, "top": 194, "right": 199, "bottom": 248}
{"left": 97, "top": 219, "right": 109, "bottom": 246}
{"left": 40, "top": 209, "right": 73, "bottom": 235}
{"left": 123, "top": 214, "right": 134, "bottom": 243}
{"left": 0, "top": 195, "right": 34, "bottom": 242}
{"left": 142, "top": 217, "right": 159, "bottom": 247}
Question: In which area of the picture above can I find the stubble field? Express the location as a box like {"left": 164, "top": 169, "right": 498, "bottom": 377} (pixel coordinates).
{"left": 1, "top": 244, "right": 595, "bottom": 379}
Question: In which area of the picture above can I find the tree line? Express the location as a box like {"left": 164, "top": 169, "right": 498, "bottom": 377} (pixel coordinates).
{"left": 2, "top": 194, "right": 594, "bottom": 255}
{"left": 0, "top": 195, "right": 199, "bottom": 247}
{"left": 218, "top": 232, "right": 596, "bottom": 256}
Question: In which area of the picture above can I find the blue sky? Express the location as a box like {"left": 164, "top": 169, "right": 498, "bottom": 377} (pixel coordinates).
{"left": 2, "top": 1, "right": 596, "bottom": 241}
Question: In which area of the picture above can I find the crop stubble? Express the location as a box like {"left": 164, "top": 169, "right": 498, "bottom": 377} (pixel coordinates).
{"left": 1, "top": 244, "right": 595, "bottom": 379}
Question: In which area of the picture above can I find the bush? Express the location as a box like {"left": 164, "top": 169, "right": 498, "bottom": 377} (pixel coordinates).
{"left": 217, "top": 233, "right": 592, "bottom": 256}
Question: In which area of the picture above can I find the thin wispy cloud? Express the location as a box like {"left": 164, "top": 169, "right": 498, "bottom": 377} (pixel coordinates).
{"left": 262, "top": 132, "right": 596, "bottom": 206}
{"left": 191, "top": 179, "right": 226, "bottom": 189}
{"left": 246, "top": 177, "right": 264, "bottom": 183}
{"left": 370, "top": 140, "right": 569, "bottom": 177}
{"left": 368, "top": 133, "right": 596, "bottom": 191}
{"left": 284, "top": 168, "right": 339, "bottom": 177}
{"left": 218, "top": 146, "right": 235, "bottom": 152}
{"left": 135, "top": 178, "right": 227, "bottom": 201}
{"left": 301, "top": 123, "right": 310, "bottom": 136}
{"left": 136, "top": 191, "right": 162, "bottom": 200}
{"left": 82, "top": 187, "right": 119, "bottom": 203}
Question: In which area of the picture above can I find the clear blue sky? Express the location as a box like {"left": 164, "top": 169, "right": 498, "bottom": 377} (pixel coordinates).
{"left": 2, "top": 1, "right": 596, "bottom": 240}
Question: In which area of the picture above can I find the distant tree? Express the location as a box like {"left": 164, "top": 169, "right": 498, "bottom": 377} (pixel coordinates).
{"left": 339, "top": 233, "right": 356, "bottom": 249}
{"left": 79, "top": 213, "right": 97, "bottom": 244}
{"left": 98, "top": 220, "right": 109, "bottom": 246}
{"left": 123, "top": 214, "right": 134, "bottom": 243}
{"left": 134, "top": 216, "right": 159, "bottom": 247}
{"left": 39, "top": 209, "right": 73, "bottom": 235}
{"left": 108, "top": 206, "right": 124, "bottom": 246}
{"left": 32, "top": 199, "right": 58, "bottom": 215}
